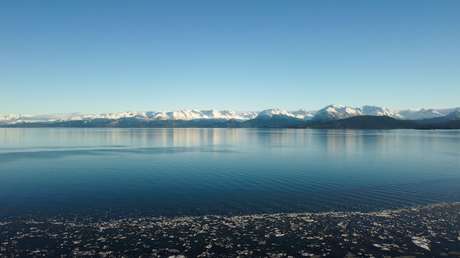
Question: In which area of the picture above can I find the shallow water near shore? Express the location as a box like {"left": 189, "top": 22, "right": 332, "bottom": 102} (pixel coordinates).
{"left": 1, "top": 128, "right": 460, "bottom": 218}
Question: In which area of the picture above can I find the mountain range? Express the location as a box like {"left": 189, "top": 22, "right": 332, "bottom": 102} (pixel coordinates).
{"left": 1, "top": 105, "right": 460, "bottom": 129}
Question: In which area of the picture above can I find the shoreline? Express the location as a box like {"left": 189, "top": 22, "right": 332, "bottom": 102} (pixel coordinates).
{"left": 2, "top": 202, "right": 460, "bottom": 257}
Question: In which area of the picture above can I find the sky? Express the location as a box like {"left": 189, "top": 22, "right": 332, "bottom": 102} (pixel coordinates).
{"left": 1, "top": 0, "right": 459, "bottom": 114}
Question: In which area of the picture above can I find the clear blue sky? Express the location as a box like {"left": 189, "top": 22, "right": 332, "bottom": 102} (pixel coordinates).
{"left": 1, "top": 0, "right": 459, "bottom": 114}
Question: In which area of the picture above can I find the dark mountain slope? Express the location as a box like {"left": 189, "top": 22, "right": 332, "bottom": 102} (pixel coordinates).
{"left": 242, "top": 115, "right": 306, "bottom": 128}
{"left": 306, "top": 116, "right": 417, "bottom": 129}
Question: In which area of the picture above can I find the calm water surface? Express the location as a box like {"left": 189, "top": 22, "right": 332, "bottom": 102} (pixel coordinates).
{"left": 0, "top": 128, "right": 459, "bottom": 217}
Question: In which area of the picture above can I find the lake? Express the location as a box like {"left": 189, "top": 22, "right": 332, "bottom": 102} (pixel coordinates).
{"left": 0, "top": 128, "right": 459, "bottom": 218}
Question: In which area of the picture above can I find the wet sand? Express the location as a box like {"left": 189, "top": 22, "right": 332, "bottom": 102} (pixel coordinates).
{"left": 1, "top": 203, "right": 460, "bottom": 257}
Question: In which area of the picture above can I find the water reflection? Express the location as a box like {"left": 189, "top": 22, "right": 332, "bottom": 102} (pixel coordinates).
{"left": 1, "top": 128, "right": 459, "bottom": 159}
{"left": 0, "top": 128, "right": 459, "bottom": 217}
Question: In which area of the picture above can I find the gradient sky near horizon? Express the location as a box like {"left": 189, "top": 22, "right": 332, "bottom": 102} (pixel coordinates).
{"left": 1, "top": 0, "right": 459, "bottom": 114}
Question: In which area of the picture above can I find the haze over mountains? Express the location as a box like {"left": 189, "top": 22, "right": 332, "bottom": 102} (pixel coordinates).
{"left": 1, "top": 105, "right": 460, "bottom": 129}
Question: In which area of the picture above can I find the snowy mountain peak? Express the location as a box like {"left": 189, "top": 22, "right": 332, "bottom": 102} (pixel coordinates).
{"left": 2, "top": 105, "right": 460, "bottom": 125}
{"left": 142, "top": 110, "right": 257, "bottom": 121}
{"left": 290, "top": 110, "right": 315, "bottom": 120}
{"left": 256, "top": 109, "right": 294, "bottom": 119}
{"left": 361, "top": 105, "right": 399, "bottom": 117}
{"left": 397, "top": 109, "right": 445, "bottom": 120}
{"left": 445, "top": 110, "right": 460, "bottom": 120}
{"left": 313, "top": 105, "right": 362, "bottom": 121}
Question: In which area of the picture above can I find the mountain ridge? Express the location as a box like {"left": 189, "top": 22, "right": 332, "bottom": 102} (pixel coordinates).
{"left": 1, "top": 105, "right": 460, "bottom": 127}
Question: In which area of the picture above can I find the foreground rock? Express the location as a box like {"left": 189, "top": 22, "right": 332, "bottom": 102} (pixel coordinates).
{"left": 1, "top": 203, "right": 460, "bottom": 257}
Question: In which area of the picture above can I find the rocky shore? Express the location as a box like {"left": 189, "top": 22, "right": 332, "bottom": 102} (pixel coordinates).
{"left": 1, "top": 203, "right": 460, "bottom": 257}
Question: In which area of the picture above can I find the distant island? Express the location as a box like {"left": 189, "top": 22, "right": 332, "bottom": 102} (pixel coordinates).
{"left": 2, "top": 105, "right": 460, "bottom": 129}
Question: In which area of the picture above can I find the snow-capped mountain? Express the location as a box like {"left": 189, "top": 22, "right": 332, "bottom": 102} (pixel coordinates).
{"left": 291, "top": 110, "right": 315, "bottom": 120}
{"left": 256, "top": 109, "right": 296, "bottom": 119}
{"left": 1, "top": 106, "right": 459, "bottom": 125}
{"left": 0, "top": 113, "right": 93, "bottom": 124}
{"left": 145, "top": 110, "right": 257, "bottom": 121}
{"left": 361, "top": 106, "right": 399, "bottom": 118}
{"left": 311, "top": 105, "right": 455, "bottom": 121}
{"left": 397, "top": 109, "right": 445, "bottom": 120}
{"left": 312, "top": 105, "right": 362, "bottom": 121}
{"left": 255, "top": 109, "right": 315, "bottom": 120}
{"left": 0, "top": 110, "right": 258, "bottom": 125}
{"left": 444, "top": 109, "right": 460, "bottom": 120}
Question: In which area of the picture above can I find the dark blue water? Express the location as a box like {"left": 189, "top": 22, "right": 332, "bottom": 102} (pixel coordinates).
{"left": 0, "top": 128, "right": 459, "bottom": 218}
